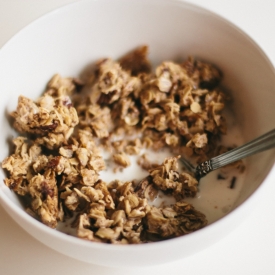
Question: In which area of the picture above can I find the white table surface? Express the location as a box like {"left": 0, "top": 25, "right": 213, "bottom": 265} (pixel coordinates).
{"left": 1, "top": 0, "right": 275, "bottom": 274}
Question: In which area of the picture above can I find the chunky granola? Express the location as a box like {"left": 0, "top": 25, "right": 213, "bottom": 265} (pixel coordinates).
{"left": 2, "top": 46, "right": 240, "bottom": 244}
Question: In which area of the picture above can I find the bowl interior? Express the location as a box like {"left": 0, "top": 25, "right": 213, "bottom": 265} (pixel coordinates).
{"left": 0, "top": 0, "right": 275, "bottom": 266}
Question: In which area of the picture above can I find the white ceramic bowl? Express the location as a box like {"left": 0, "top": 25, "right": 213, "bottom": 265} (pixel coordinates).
{"left": 1, "top": 0, "right": 275, "bottom": 267}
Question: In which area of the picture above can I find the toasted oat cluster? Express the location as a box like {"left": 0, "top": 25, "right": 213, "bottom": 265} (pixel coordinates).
{"left": 2, "top": 46, "right": 233, "bottom": 243}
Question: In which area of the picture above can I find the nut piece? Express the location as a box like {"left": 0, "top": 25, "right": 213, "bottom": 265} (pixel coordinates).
{"left": 148, "top": 156, "right": 199, "bottom": 199}
{"left": 113, "top": 152, "right": 131, "bottom": 168}
{"left": 145, "top": 201, "right": 207, "bottom": 239}
{"left": 11, "top": 95, "right": 79, "bottom": 146}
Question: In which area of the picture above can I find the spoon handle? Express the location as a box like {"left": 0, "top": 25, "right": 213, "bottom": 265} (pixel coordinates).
{"left": 196, "top": 128, "right": 275, "bottom": 178}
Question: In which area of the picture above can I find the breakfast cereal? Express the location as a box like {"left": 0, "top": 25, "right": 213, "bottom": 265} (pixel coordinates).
{"left": 2, "top": 46, "right": 238, "bottom": 243}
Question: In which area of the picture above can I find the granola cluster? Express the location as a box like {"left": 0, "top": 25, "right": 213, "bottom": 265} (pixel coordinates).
{"left": 2, "top": 46, "right": 231, "bottom": 243}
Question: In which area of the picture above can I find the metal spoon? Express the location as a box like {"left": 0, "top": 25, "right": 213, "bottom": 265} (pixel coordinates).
{"left": 181, "top": 128, "right": 275, "bottom": 180}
